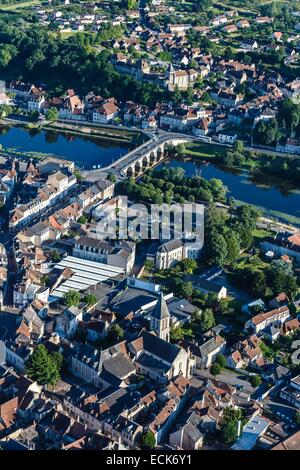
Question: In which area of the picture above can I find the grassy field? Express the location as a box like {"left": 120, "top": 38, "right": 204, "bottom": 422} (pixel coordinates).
{"left": 184, "top": 141, "right": 227, "bottom": 159}
{"left": 0, "top": 0, "right": 41, "bottom": 11}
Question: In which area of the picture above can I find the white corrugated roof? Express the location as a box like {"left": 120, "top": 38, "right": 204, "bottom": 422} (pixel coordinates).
{"left": 49, "top": 255, "right": 124, "bottom": 300}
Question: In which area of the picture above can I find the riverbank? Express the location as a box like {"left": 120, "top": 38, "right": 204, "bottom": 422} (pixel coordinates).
{"left": 159, "top": 157, "right": 300, "bottom": 229}
{"left": 0, "top": 124, "right": 132, "bottom": 169}
{"left": 183, "top": 141, "right": 300, "bottom": 185}
{"left": 1, "top": 116, "right": 145, "bottom": 145}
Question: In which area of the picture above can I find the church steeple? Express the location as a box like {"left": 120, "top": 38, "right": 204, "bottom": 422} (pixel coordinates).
{"left": 150, "top": 292, "right": 170, "bottom": 342}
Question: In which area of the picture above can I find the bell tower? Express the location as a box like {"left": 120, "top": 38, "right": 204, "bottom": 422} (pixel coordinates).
{"left": 150, "top": 292, "right": 170, "bottom": 342}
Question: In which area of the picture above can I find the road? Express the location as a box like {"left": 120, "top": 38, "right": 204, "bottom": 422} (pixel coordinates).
{"left": 83, "top": 130, "right": 194, "bottom": 181}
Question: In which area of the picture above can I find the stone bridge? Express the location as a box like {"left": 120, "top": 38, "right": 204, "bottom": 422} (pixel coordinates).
{"left": 82, "top": 131, "right": 195, "bottom": 181}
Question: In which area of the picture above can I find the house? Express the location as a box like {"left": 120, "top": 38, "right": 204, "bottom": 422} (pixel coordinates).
{"left": 269, "top": 292, "right": 289, "bottom": 310}
{"left": 227, "top": 350, "right": 244, "bottom": 369}
{"left": 217, "top": 130, "right": 237, "bottom": 144}
{"left": 256, "top": 16, "right": 273, "bottom": 24}
{"left": 261, "top": 232, "right": 300, "bottom": 264}
{"left": 8, "top": 80, "right": 36, "bottom": 98}
{"left": 212, "top": 15, "right": 228, "bottom": 27}
{"left": 191, "top": 335, "right": 226, "bottom": 369}
{"left": 92, "top": 100, "right": 119, "bottom": 124}
{"left": 192, "top": 278, "right": 227, "bottom": 300}
{"left": 237, "top": 20, "right": 250, "bottom": 29}
{"left": 55, "top": 306, "right": 83, "bottom": 339}
{"left": 155, "top": 239, "right": 184, "bottom": 269}
{"left": 223, "top": 24, "right": 238, "bottom": 34}
{"left": 169, "top": 412, "right": 204, "bottom": 450}
{"left": 240, "top": 39, "right": 258, "bottom": 51}
{"left": 245, "top": 306, "right": 290, "bottom": 334}
{"left": 28, "top": 94, "right": 45, "bottom": 112}
{"left": 280, "top": 375, "right": 300, "bottom": 408}
{"left": 262, "top": 324, "right": 281, "bottom": 343}
{"left": 262, "top": 364, "right": 291, "bottom": 386}
{"left": 193, "top": 118, "right": 210, "bottom": 137}
{"left": 273, "top": 31, "right": 283, "bottom": 42}
{"left": 102, "top": 415, "right": 142, "bottom": 448}
{"left": 281, "top": 318, "right": 300, "bottom": 336}
{"left": 277, "top": 138, "right": 300, "bottom": 155}
{"left": 13, "top": 284, "right": 49, "bottom": 308}
{"left": 69, "top": 341, "right": 135, "bottom": 387}
{"left": 73, "top": 237, "right": 135, "bottom": 274}
{"left": 58, "top": 90, "right": 85, "bottom": 120}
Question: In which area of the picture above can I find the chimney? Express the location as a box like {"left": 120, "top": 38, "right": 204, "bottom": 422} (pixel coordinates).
{"left": 237, "top": 420, "right": 242, "bottom": 438}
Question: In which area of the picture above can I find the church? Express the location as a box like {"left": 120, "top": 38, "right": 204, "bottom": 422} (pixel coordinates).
{"left": 127, "top": 292, "right": 195, "bottom": 383}
{"left": 164, "top": 63, "right": 198, "bottom": 91}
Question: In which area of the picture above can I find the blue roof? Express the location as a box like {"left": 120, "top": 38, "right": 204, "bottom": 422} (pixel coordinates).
{"left": 231, "top": 417, "right": 269, "bottom": 450}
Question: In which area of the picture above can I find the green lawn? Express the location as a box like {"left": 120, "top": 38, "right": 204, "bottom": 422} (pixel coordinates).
{"left": 0, "top": 0, "right": 41, "bottom": 10}
{"left": 252, "top": 228, "right": 273, "bottom": 241}
{"left": 184, "top": 142, "right": 227, "bottom": 159}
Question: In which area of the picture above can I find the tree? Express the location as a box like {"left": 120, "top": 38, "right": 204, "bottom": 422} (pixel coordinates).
{"left": 126, "top": 0, "right": 137, "bottom": 9}
{"left": 52, "top": 352, "right": 64, "bottom": 371}
{"left": 194, "top": 0, "right": 211, "bottom": 12}
{"left": 210, "top": 363, "right": 221, "bottom": 377}
{"left": 249, "top": 374, "right": 262, "bottom": 388}
{"left": 295, "top": 411, "right": 300, "bottom": 426}
{"left": 78, "top": 215, "right": 88, "bottom": 224}
{"left": 141, "top": 430, "right": 156, "bottom": 449}
{"left": 46, "top": 107, "right": 59, "bottom": 122}
{"left": 235, "top": 204, "right": 261, "bottom": 230}
{"left": 221, "top": 407, "right": 242, "bottom": 444}
{"left": 26, "top": 345, "right": 61, "bottom": 386}
{"left": 199, "top": 308, "right": 215, "bottom": 332}
{"left": 109, "top": 324, "right": 124, "bottom": 341}
{"left": 206, "top": 233, "right": 228, "bottom": 266}
{"left": 84, "top": 293, "right": 98, "bottom": 307}
{"left": 181, "top": 258, "right": 197, "bottom": 274}
{"left": 226, "top": 232, "right": 241, "bottom": 264}
{"left": 170, "top": 325, "right": 184, "bottom": 342}
{"left": 216, "top": 354, "right": 226, "bottom": 369}
{"left": 177, "top": 280, "right": 193, "bottom": 299}
{"left": 50, "top": 249, "right": 60, "bottom": 262}
{"left": 233, "top": 140, "right": 245, "bottom": 154}
{"left": 267, "top": 263, "right": 298, "bottom": 299}
{"left": 278, "top": 98, "right": 300, "bottom": 133}
{"left": 254, "top": 118, "right": 281, "bottom": 145}
{"left": 74, "top": 170, "right": 83, "bottom": 181}
{"left": 251, "top": 270, "right": 267, "bottom": 297}
{"left": 63, "top": 289, "right": 81, "bottom": 308}
{"left": 107, "top": 174, "right": 116, "bottom": 183}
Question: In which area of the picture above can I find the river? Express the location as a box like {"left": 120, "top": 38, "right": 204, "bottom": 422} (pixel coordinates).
{"left": 158, "top": 158, "right": 300, "bottom": 223}
{"left": 1, "top": 125, "right": 300, "bottom": 223}
{"left": 0, "top": 125, "right": 131, "bottom": 170}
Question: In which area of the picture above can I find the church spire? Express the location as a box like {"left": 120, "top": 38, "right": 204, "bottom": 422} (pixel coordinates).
{"left": 150, "top": 292, "right": 170, "bottom": 342}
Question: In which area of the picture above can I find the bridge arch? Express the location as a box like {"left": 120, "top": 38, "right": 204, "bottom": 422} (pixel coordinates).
{"left": 142, "top": 155, "right": 150, "bottom": 171}
{"left": 134, "top": 160, "right": 142, "bottom": 177}
{"left": 126, "top": 165, "right": 134, "bottom": 178}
